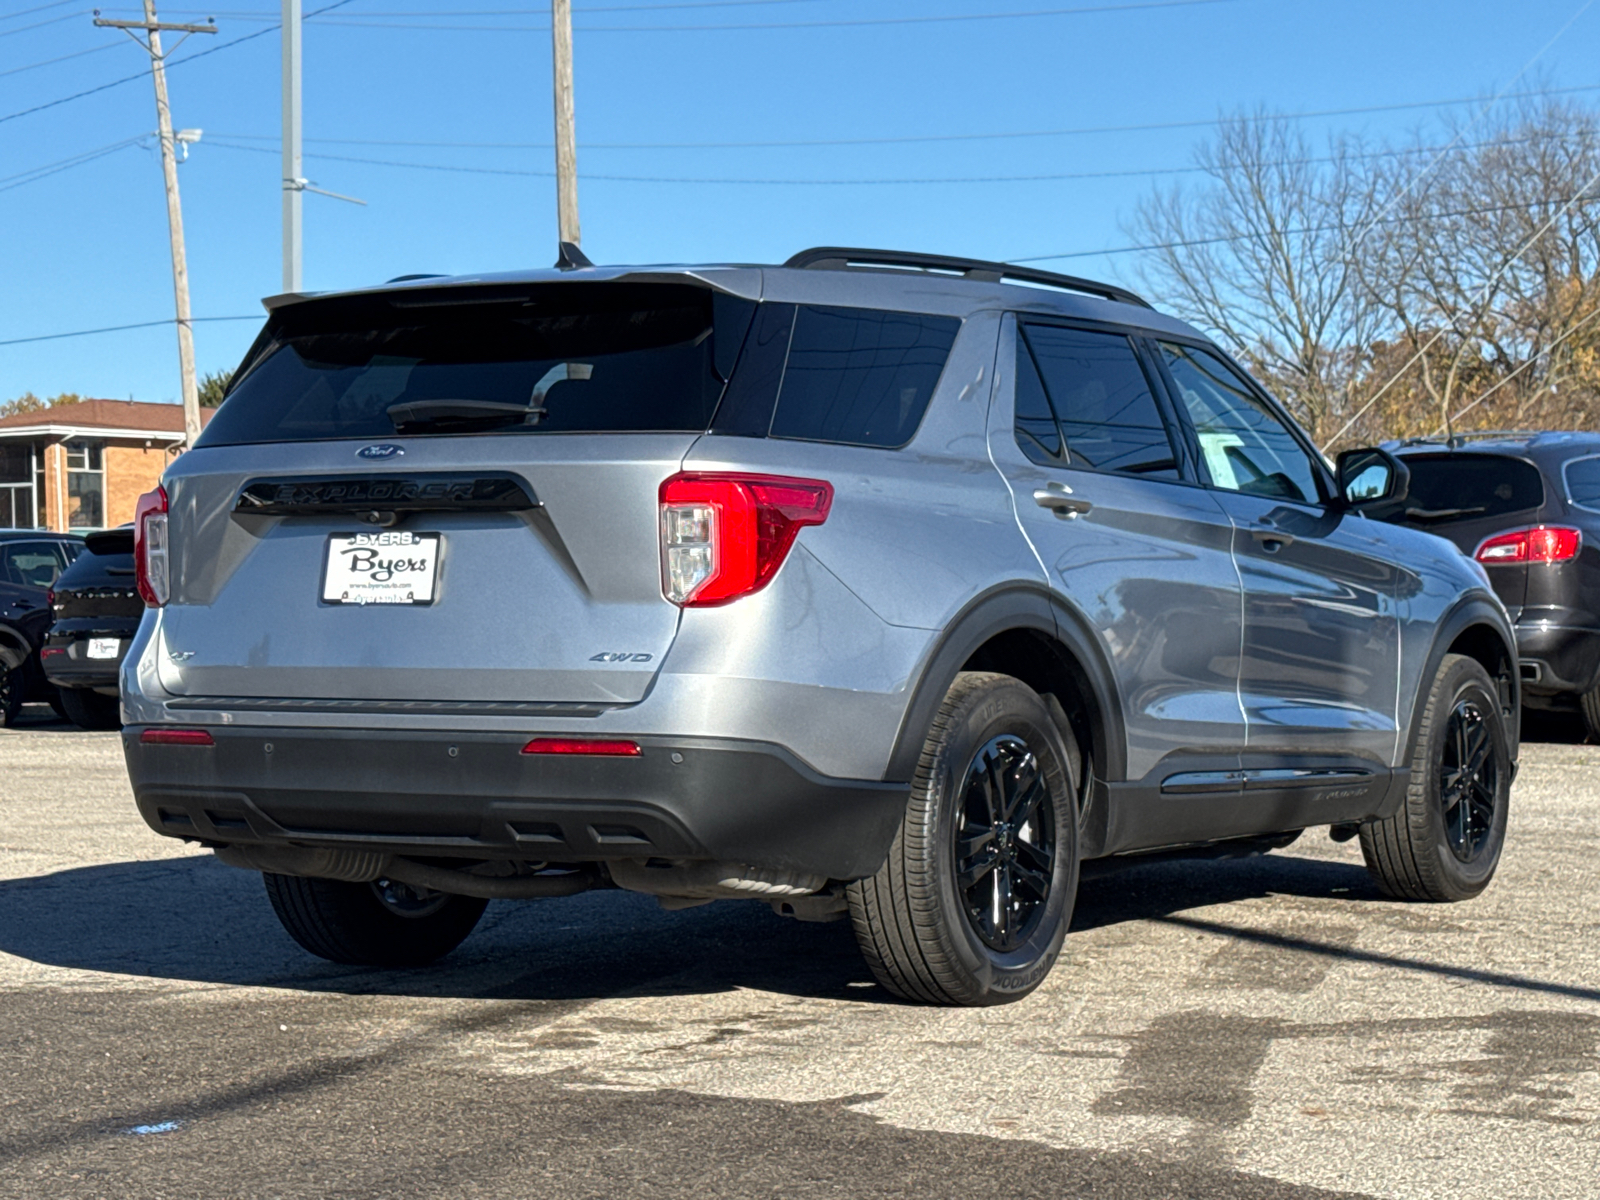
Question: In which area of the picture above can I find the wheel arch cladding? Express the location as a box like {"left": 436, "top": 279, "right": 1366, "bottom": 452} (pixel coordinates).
{"left": 885, "top": 584, "right": 1126, "bottom": 790}
{"left": 1408, "top": 597, "right": 1520, "bottom": 768}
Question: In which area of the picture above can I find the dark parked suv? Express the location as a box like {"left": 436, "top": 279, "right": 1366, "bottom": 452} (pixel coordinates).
{"left": 121, "top": 248, "right": 1519, "bottom": 1004}
{"left": 0, "top": 530, "right": 84, "bottom": 724}
{"left": 1387, "top": 431, "right": 1600, "bottom": 735}
{"left": 42, "top": 526, "right": 138, "bottom": 730}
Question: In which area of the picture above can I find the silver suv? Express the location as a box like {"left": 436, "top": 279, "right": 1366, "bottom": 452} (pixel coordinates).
{"left": 121, "top": 247, "right": 1519, "bottom": 1005}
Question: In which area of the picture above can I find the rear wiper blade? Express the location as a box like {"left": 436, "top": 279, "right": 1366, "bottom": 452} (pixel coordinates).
{"left": 385, "top": 398, "right": 531, "bottom": 432}
{"left": 1403, "top": 505, "right": 1488, "bottom": 521}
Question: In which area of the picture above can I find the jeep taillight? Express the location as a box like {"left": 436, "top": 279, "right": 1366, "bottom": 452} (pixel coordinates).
{"left": 1475, "top": 525, "right": 1582, "bottom": 565}
{"left": 134, "top": 485, "right": 169, "bottom": 607}
{"left": 659, "top": 473, "right": 833, "bottom": 607}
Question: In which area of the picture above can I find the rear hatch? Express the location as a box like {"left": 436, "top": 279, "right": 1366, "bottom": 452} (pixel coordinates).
{"left": 157, "top": 278, "right": 756, "bottom": 708}
{"left": 1386, "top": 451, "right": 1546, "bottom": 615}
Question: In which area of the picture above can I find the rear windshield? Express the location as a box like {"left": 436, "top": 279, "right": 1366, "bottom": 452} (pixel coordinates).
{"left": 1399, "top": 453, "right": 1544, "bottom": 524}
{"left": 197, "top": 283, "right": 752, "bottom": 447}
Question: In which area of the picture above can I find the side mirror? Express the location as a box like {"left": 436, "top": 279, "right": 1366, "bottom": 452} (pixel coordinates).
{"left": 1335, "top": 447, "right": 1410, "bottom": 517}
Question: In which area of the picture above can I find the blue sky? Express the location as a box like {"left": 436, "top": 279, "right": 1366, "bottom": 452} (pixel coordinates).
{"left": 3, "top": 0, "right": 1599, "bottom": 405}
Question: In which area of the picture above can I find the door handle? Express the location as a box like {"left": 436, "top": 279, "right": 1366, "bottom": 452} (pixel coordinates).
{"left": 1033, "top": 484, "right": 1093, "bottom": 519}
{"left": 1251, "top": 524, "right": 1295, "bottom": 552}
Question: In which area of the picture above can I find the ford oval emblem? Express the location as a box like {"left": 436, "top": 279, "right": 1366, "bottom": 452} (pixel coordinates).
{"left": 357, "top": 444, "right": 404, "bottom": 460}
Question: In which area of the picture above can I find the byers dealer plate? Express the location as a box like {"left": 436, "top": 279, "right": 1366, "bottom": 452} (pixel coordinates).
{"left": 321, "top": 531, "right": 440, "bottom": 605}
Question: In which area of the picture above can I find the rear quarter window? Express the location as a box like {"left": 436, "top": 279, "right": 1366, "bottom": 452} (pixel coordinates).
{"left": 1563, "top": 455, "right": 1600, "bottom": 513}
{"left": 1399, "top": 454, "right": 1545, "bottom": 524}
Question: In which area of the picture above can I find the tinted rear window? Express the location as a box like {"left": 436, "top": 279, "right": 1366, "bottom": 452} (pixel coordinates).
{"left": 1399, "top": 454, "right": 1544, "bottom": 523}
{"left": 198, "top": 284, "right": 752, "bottom": 447}
{"left": 768, "top": 306, "right": 960, "bottom": 448}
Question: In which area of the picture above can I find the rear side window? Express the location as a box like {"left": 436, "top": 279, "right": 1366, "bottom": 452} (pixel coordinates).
{"left": 768, "top": 306, "right": 960, "bottom": 448}
{"left": 1564, "top": 456, "right": 1600, "bottom": 513}
{"left": 1400, "top": 454, "right": 1544, "bottom": 523}
{"left": 1015, "top": 323, "right": 1179, "bottom": 479}
{"left": 199, "top": 283, "right": 752, "bottom": 446}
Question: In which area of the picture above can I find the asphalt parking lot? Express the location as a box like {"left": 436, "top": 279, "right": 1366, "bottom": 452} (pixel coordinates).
{"left": 2, "top": 705, "right": 1597, "bottom": 1200}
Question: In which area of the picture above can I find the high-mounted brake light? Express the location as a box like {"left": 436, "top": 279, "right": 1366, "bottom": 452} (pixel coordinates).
{"left": 521, "top": 738, "right": 641, "bottom": 756}
{"left": 133, "top": 485, "right": 169, "bottom": 607}
{"left": 140, "top": 728, "right": 214, "bottom": 746}
{"left": 659, "top": 472, "right": 833, "bottom": 607}
{"left": 1474, "top": 525, "right": 1582, "bottom": 566}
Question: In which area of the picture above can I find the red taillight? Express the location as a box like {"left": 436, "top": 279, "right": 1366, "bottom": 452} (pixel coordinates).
{"left": 521, "top": 738, "right": 641, "bottom": 756}
{"left": 40, "top": 646, "right": 65, "bottom": 659}
{"left": 658, "top": 472, "right": 833, "bottom": 607}
{"left": 140, "top": 728, "right": 214, "bottom": 746}
{"left": 1475, "top": 526, "right": 1582, "bottom": 565}
{"left": 133, "top": 485, "right": 169, "bottom": 607}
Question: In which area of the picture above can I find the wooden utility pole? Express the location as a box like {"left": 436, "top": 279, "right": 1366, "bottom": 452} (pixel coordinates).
{"left": 93, "top": 2, "right": 214, "bottom": 448}
{"left": 551, "top": 0, "right": 580, "bottom": 247}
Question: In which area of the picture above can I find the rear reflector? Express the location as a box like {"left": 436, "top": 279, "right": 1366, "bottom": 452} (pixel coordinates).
{"left": 140, "top": 728, "right": 215, "bottom": 746}
{"left": 1475, "top": 525, "right": 1582, "bottom": 565}
{"left": 39, "top": 647, "right": 65, "bottom": 659}
{"left": 521, "top": 737, "right": 641, "bottom": 757}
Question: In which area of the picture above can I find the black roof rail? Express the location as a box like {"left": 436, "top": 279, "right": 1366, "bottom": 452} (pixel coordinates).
{"left": 782, "top": 246, "right": 1151, "bottom": 309}
{"left": 1394, "top": 429, "right": 1552, "bottom": 449}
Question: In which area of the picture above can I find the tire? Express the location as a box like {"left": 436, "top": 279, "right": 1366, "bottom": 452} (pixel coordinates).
{"left": 263, "top": 872, "right": 488, "bottom": 967}
{"left": 1579, "top": 684, "right": 1600, "bottom": 744}
{"left": 0, "top": 663, "right": 23, "bottom": 727}
{"left": 1359, "top": 654, "right": 1511, "bottom": 901}
{"left": 847, "top": 672, "right": 1080, "bottom": 1006}
{"left": 57, "top": 686, "right": 122, "bottom": 731}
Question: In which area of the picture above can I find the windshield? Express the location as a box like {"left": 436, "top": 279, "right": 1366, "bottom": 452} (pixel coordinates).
{"left": 198, "top": 283, "right": 750, "bottom": 447}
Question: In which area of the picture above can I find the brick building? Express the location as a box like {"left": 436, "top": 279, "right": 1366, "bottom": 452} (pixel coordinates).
{"left": 0, "top": 400, "right": 212, "bottom": 532}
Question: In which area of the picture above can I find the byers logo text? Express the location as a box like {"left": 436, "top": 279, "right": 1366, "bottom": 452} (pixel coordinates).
{"left": 339, "top": 531, "right": 429, "bottom": 583}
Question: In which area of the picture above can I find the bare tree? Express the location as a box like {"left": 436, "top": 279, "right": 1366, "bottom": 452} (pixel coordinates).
{"left": 1131, "top": 113, "right": 1382, "bottom": 444}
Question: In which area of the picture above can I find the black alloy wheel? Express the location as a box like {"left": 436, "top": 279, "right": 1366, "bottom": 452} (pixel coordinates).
{"left": 1439, "top": 696, "right": 1499, "bottom": 863}
{"left": 955, "top": 735, "right": 1057, "bottom": 953}
{"left": 1359, "top": 653, "right": 1510, "bottom": 902}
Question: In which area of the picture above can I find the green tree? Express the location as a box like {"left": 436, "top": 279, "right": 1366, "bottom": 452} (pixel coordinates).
{"left": 0, "top": 392, "right": 82, "bottom": 419}
{"left": 198, "top": 369, "right": 233, "bottom": 407}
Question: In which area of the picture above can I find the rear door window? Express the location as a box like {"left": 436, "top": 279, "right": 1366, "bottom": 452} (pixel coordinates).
{"left": 1, "top": 542, "right": 67, "bottom": 588}
{"left": 1400, "top": 454, "right": 1544, "bottom": 524}
{"left": 1016, "top": 323, "right": 1180, "bottom": 479}
{"left": 766, "top": 306, "right": 960, "bottom": 448}
{"left": 199, "top": 283, "right": 752, "bottom": 447}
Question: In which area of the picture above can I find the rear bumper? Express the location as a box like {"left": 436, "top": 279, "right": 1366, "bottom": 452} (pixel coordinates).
{"left": 1514, "top": 622, "right": 1600, "bottom": 697}
{"left": 122, "top": 726, "right": 909, "bottom": 881}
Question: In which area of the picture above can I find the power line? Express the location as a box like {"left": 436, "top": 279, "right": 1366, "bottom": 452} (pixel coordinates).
{"left": 201, "top": 132, "right": 1551, "bottom": 186}
{"left": 0, "top": 7, "right": 88, "bottom": 37}
{"left": 0, "top": 0, "right": 356, "bottom": 127}
{"left": 0, "top": 134, "right": 147, "bottom": 193}
{"left": 0, "top": 0, "right": 81, "bottom": 20}
{"left": 0, "top": 315, "right": 258, "bottom": 349}
{"left": 294, "top": 0, "right": 1239, "bottom": 31}
{"left": 1443, "top": 304, "right": 1600, "bottom": 430}
{"left": 0, "top": 40, "right": 117, "bottom": 78}
{"left": 201, "top": 83, "right": 1600, "bottom": 152}
{"left": 113, "top": 0, "right": 839, "bottom": 15}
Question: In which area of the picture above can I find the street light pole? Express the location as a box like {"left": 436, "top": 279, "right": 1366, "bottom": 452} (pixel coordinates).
{"left": 551, "top": 0, "right": 580, "bottom": 248}
{"left": 93, "top": 1, "right": 214, "bottom": 448}
{"left": 282, "top": 0, "right": 303, "bottom": 294}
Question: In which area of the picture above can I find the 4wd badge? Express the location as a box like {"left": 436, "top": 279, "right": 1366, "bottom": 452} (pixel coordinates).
{"left": 590, "top": 652, "right": 653, "bottom": 663}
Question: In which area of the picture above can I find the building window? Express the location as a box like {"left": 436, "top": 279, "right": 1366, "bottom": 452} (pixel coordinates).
{"left": 0, "top": 443, "right": 39, "bottom": 528}
{"left": 64, "top": 440, "right": 105, "bottom": 529}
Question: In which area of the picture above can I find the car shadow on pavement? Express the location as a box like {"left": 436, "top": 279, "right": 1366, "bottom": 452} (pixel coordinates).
{"left": 2, "top": 842, "right": 1410, "bottom": 1005}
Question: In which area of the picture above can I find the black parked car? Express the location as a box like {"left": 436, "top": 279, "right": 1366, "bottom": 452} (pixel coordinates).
{"left": 0, "top": 530, "right": 84, "bottom": 724}
{"left": 42, "top": 526, "right": 138, "bottom": 730}
{"left": 1387, "top": 431, "right": 1600, "bottom": 734}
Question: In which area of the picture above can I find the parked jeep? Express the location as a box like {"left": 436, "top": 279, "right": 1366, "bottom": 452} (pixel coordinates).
{"left": 120, "top": 248, "right": 1518, "bottom": 1005}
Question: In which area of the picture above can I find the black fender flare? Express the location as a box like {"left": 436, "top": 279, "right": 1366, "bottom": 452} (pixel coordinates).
{"left": 1401, "top": 592, "right": 1520, "bottom": 772}
{"left": 883, "top": 582, "right": 1127, "bottom": 784}
{"left": 0, "top": 620, "right": 35, "bottom": 672}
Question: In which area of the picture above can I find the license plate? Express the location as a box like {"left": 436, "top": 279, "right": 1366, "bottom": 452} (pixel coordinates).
{"left": 321, "top": 532, "right": 441, "bottom": 606}
{"left": 86, "top": 637, "right": 120, "bottom": 659}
